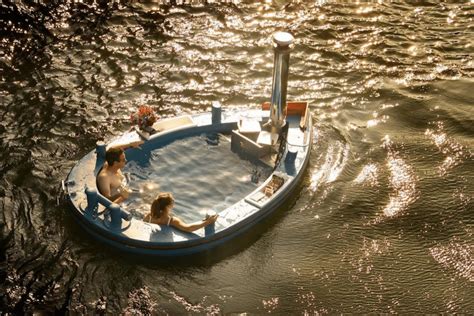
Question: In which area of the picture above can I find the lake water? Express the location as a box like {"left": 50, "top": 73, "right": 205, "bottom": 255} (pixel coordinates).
{"left": 0, "top": 1, "right": 472, "bottom": 314}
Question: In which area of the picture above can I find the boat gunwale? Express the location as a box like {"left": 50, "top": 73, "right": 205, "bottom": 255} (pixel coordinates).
{"left": 64, "top": 104, "right": 313, "bottom": 254}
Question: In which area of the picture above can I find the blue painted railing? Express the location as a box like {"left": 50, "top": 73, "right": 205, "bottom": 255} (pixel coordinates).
{"left": 84, "top": 187, "right": 131, "bottom": 231}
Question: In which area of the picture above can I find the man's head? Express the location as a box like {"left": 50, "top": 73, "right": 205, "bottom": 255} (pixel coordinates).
{"left": 105, "top": 148, "right": 125, "bottom": 167}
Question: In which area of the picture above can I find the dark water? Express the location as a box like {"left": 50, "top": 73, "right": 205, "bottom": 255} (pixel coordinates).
{"left": 1, "top": 1, "right": 473, "bottom": 314}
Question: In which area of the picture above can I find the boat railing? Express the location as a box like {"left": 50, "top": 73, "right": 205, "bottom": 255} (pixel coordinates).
{"left": 285, "top": 137, "right": 311, "bottom": 148}
{"left": 84, "top": 187, "right": 132, "bottom": 231}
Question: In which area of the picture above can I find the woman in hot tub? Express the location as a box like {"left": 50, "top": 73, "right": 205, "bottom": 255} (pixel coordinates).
{"left": 143, "top": 192, "right": 218, "bottom": 232}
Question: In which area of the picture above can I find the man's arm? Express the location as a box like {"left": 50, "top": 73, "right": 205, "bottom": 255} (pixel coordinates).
{"left": 97, "top": 174, "right": 126, "bottom": 204}
{"left": 97, "top": 173, "right": 111, "bottom": 199}
{"left": 107, "top": 140, "right": 144, "bottom": 151}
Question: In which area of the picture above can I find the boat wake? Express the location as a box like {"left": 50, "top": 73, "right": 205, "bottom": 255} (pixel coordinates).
{"left": 308, "top": 126, "right": 350, "bottom": 193}
{"left": 372, "top": 136, "right": 419, "bottom": 223}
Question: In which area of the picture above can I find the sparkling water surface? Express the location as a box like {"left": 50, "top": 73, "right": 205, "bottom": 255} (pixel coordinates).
{"left": 0, "top": 1, "right": 473, "bottom": 314}
{"left": 123, "top": 134, "right": 271, "bottom": 222}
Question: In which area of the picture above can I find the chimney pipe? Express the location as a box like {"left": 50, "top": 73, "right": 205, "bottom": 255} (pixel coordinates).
{"left": 269, "top": 31, "right": 294, "bottom": 133}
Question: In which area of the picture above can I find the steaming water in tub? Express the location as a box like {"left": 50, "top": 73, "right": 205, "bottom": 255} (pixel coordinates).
{"left": 122, "top": 133, "right": 272, "bottom": 223}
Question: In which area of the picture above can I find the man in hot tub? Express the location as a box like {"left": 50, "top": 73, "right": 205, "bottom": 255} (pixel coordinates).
{"left": 97, "top": 141, "right": 142, "bottom": 204}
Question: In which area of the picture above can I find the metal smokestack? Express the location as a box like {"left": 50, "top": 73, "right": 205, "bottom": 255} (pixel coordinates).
{"left": 269, "top": 31, "right": 294, "bottom": 132}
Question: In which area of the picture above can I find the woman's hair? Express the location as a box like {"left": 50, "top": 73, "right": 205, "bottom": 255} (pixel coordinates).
{"left": 150, "top": 192, "right": 174, "bottom": 218}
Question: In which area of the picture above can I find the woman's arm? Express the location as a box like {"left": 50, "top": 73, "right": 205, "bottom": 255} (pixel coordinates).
{"left": 170, "top": 215, "right": 218, "bottom": 233}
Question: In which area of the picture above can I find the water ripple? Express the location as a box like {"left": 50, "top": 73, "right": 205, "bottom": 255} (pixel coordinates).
{"left": 380, "top": 136, "right": 419, "bottom": 218}
{"left": 430, "top": 239, "right": 473, "bottom": 282}
{"left": 353, "top": 163, "right": 379, "bottom": 187}
{"left": 170, "top": 290, "right": 221, "bottom": 315}
{"left": 1, "top": 1, "right": 473, "bottom": 314}
{"left": 425, "top": 121, "right": 473, "bottom": 176}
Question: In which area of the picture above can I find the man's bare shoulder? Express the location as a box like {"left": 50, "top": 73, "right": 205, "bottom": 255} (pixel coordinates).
{"left": 97, "top": 168, "right": 110, "bottom": 181}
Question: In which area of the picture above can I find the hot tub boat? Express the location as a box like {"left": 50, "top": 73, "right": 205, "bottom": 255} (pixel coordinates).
{"left": 63, "top": 32, "right": 313, "bottom": 256}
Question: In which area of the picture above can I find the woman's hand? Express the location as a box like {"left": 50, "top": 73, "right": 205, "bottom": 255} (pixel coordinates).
{"left": 204, "top": 214, "right": 218, "bottom": 225}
